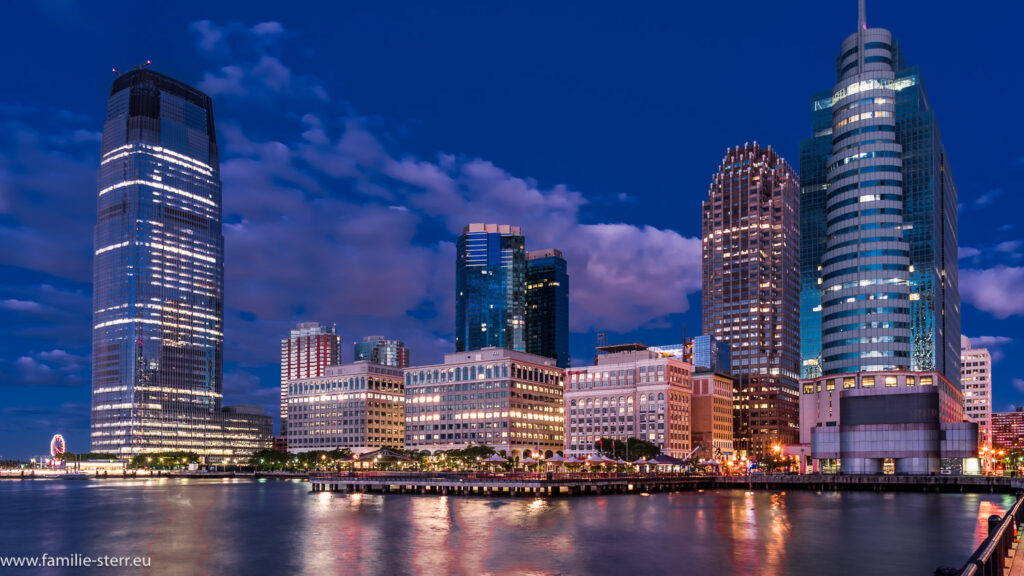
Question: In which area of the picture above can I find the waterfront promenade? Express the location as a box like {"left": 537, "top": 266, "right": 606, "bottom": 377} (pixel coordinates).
{"left": 308, "top": 471, "right": 1024, "bottom": 496}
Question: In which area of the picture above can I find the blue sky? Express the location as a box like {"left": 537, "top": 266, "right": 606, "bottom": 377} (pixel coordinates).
{"left": 1, "top": 1, "right": 1022, "bottom": 459}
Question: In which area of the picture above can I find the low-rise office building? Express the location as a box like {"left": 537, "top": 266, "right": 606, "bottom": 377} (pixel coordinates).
{"left": 404, "top": 348, "right": 563, "bottom": 457}
{"left": 286, "top": 362, "right": 405, "bottom": 453}
{"left": 799, "top": 371, "right": 978, "bottom": 474}
{"left": 691, "top": 370, "right": 734, "bottom": 458}
{"left": 565, "top": 344, "right": 692, "bottom": 459}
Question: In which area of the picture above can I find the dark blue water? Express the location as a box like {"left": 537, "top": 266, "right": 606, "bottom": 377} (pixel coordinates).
{"left": 0, "top": 478, "right": 1012, "bottom": 575}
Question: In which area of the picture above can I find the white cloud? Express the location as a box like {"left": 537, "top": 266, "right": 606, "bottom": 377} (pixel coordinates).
{"left": 961, "top": 266, "right": 1024, "bottom": 319}
{"left": 958, "top": 246, "right": 981, "bottom": 260}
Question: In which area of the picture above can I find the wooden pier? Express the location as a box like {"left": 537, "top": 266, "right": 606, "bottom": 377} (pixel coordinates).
{"left": 309, "top": 471, "right": 1024, "bottom": 497}
{"left": 309, "top": 472, "right": 713, "bottom": 496}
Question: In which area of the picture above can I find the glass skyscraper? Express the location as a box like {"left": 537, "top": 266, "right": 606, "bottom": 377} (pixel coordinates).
{"left": 354, "top": 335, "right": 410, "bottom": 368}
{"left": 91, "top": 69, "right": 269, "bottom": 459}
{"left": 526, "top": 249, "right": 569, "bottom": 368}
{"left": 690, "top": 335, "right": 731, "bottom": 374}
{"left": 799, "top": 2, "right": 960, "bottom": 385}
{"left": 455, "top": 224, "right": 527, "bottom": 353}
{"left": 797, "top": 3, "right": 972, "bottom": 475}
{"left": 701, "top": 143, "right": 801, "bottom": 459}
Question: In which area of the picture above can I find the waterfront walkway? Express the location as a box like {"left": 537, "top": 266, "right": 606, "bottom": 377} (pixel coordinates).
{"left": 308, "top": 471, "right": 1024, "bottom": 497}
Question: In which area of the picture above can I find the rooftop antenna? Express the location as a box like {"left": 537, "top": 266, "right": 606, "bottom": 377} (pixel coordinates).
{"left": 111, "top": 67, "right": 120, "bottom": 77}
{"left": 134, "top": 60, "right": 152, "bottom": 71}
{"left": 858, "top": 0, "right": 867, "bottom": 31}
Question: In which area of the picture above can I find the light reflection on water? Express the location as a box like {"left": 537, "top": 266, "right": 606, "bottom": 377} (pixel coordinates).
{"left": 0, "top": 479, "right": 1014, "bottom": 576}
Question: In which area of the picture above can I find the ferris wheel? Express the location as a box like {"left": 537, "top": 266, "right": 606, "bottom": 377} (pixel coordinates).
{"left": 50, "top": 434, "right": 66, "bottom": 459}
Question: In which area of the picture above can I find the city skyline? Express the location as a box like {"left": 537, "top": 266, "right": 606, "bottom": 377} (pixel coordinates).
{"left": 2, "top": 1, "right": 1023, "bottom": 459}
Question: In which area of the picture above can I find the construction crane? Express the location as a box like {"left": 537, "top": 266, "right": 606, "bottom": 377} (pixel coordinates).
{"left": 112, "top": 60, "right": 152, "bottom": 77}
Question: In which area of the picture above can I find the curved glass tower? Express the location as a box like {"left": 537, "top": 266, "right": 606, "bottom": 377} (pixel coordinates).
{"left": 820, "top": 21, "right": 913, "bottom": 375}
{"left": 801, "top": 1, "right": 959, "bottom": 382}
{"left": 798, "top": 2, "right": 969, "bottom": 475}
{"left": 91, "top": 69, "right": 226, "bottom": 456}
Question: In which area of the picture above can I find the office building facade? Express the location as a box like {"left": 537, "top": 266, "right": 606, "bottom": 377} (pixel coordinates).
{"left": 993, "top": 409, "right": 1024, "bottom": 452}
{"left": 691, "top": 370, "right": 735, "bottom": 458}
{"left": 354, "top": 335, "right": 410, "bottom": 368}
{"left": 961, "top": 336, "right": 992, "bottom": 454}
{"left": 798, "top": 3, "right": 972, "bottom": 474}
{"left": 565, "top": 344, "right": 692, "bottom": 458}
{"left": 285, "top": 362, "right": 405, "bottom": 453}
{"left": 525, "top": 249, "right": 570, "bottom": 368}
{"left": 455, "top": 224, "right": 526, "bottom": 353}
{"left": 280, "top": 322, "right": 341, "bottom": 438}
{"left": 404, "top": 348, "right": 563, "bottom": 457}
{"left": 701, "top": 143, "right": 801, "bottom": 459}
{"left": 90, "top": 69, "right": 269, "bottom": 460}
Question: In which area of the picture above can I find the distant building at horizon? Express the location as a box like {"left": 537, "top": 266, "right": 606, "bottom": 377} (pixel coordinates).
{"left": 455, "top": 224, "right": 527, "bottom": 354}
{"left": 90, "top": 69, "right": 269, "bottom": 461}
{"left": 961, "top": 336, "right": 992, "bottom": 455}
{"left": 526, "top": 249, "right": 570, "bottom": 368}
{"left": 701, "top": 142, "right": 801, "bottom": 459}
{"left": 648, "top": 335, "right": 731, "bottom": 374}
{"left": 992, "top": 408, "right": 1024, "bottom": 452}
{"left": 280, "top": 322, "right": 341, "bottom": 438}
{"left": 797, "top": 2, "right": 974, "bottom": 475}
{"left": 354, "top": 335, "right": 410, "bottom": 368}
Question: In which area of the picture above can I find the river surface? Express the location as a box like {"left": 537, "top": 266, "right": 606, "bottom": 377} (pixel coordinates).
{"left": 0, "top": 478, "right": 1012, "bottom": 575}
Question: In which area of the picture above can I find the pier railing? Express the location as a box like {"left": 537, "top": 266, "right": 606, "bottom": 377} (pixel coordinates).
{"left": 309, "top": 471, "right": 711, "bottom": 483}
{"left": 957, "top": 494, "right": 1023, "bottom": 576}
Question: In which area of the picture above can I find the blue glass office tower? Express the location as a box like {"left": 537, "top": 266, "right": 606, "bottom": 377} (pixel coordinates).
{"left": 455, "top": 224, "right": 527, "bottom": 353}
{"left": 691, "top": 335, "right": 731, "bottom": 374}
{"left": 91, "top": 69, "right": 269, "bottom": 458}
{"left": 354, "top": 335, "right": 410, "bottom": 368}
{"left": 799, "top": 2, "right": 960, "bottom": 386}
{"left": 526, "top": 249, "right": 570, "bottom": 368}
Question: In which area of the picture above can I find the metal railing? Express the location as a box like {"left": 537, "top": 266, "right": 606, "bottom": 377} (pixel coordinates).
{"left": 957, "top": 494, "right": 1023, "bottom": 576}
{"left": 308, "top": 471, "right": 712, "bottom": 482}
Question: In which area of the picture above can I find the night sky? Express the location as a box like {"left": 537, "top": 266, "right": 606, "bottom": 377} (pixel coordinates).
{"left": 2, "top": 1, "right": 1021, "bottom": 459}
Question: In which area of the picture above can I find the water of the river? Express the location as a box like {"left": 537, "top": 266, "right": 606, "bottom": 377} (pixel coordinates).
{"left": 0, "top": 478, "right": 1011, "bottom": 575}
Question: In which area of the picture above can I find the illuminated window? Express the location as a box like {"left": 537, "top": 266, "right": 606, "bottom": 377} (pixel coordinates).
{"left": 861, "top": 376, "right": 875, "bottom": 388}
{"left": 843, "top": 377, "right": 856, "bottom": 389}
{"left": 884, "top": 376, "right": 898, "bottom": 387}
{"left": 920, "top": 376, "right": 933, "bottom": 386}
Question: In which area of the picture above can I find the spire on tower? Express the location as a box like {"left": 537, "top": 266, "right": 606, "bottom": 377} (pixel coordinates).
{"left": 858, "top": 0, "right": 867, "bottom": 31}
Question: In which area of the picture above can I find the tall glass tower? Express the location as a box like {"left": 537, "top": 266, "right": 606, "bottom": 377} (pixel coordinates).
{"left": 91, "top": 69, "right": 228, "bottom": 456}
{"left": 526, "top": 249, "right": 570, "bottom": 368}
{"left": 799, "top": 1, "right": 960, "bottom": 385}
{"left": 455, "top": 223, "right": 526, "bottom": 353}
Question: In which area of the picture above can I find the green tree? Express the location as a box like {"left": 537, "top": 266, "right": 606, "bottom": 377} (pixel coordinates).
{"left": 757, "top": 451, "right": 786, "bottom": 473}
{"left": 596, "top": 437, "right": 660, "bottom": 461}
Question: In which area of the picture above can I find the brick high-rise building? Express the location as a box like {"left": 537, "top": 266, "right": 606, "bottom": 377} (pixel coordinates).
{"left": 701, "top": 142, "right": 801, "bottom": 459}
